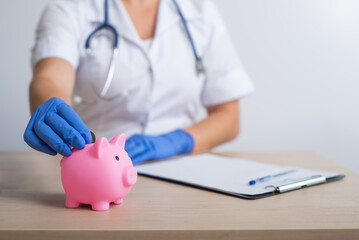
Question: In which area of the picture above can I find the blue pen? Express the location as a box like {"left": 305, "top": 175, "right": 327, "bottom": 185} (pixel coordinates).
{"left": 249, "top": 170, "right": 296, "bottom": 185}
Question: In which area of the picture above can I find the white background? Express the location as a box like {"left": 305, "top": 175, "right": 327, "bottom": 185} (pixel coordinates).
{"left": 0, "top": 0, "right": 358, "bottom": 172}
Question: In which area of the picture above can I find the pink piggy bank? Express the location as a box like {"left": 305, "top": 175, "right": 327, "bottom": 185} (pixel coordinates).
{"left": 60, "top": 134, "right": 137, "bottom": 211}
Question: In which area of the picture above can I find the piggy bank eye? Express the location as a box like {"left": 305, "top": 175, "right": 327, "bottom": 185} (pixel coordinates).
{"left": 115, "top": 156, "right": 119, "bottom": 161}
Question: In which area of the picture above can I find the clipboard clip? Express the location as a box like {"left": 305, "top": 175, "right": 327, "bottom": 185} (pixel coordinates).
{"left": 266, "top": 175, "right": 327, "bottom": 193}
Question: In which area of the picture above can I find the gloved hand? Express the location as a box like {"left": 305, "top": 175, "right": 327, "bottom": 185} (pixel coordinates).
{"left": 24, "top": 97, "right": 92, "bottom": 157}
{"left": 125, "top": 129, "right": 194, "bottom": 165}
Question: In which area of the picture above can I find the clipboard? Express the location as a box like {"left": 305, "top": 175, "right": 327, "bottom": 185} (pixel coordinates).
{"left": 135, "top": 153, "right": 345, "bottom": 199}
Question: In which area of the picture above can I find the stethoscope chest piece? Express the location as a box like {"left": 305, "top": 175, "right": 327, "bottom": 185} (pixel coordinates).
{"left": 196, "top": 59, "right": 204, "bottom": 74}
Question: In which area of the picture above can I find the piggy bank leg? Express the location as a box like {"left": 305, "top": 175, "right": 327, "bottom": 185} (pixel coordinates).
{"left": 65, "top": 197, "right": 80, "bottom": 208}
{"left": 92, "top": 201, "right": 110, "bottom": 211}
{"left": 113, "top": 199, "right": 123, "bottom": 205}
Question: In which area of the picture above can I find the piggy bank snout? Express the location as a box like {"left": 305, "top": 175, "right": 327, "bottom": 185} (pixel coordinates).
{"left": 123, "top": 166, "right": 137, "bottom": 186}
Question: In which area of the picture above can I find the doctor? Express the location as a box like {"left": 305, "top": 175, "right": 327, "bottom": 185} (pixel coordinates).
{"left": 24, "top": 0, "right": 254, "bottom": 164}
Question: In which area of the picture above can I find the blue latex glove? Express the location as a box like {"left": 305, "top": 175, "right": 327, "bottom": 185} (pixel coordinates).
{"left": 24, "top": 97, "right": 92, "bottom": 157}
{"left": 125, "top": 129, "right": 194, "bottom": 165}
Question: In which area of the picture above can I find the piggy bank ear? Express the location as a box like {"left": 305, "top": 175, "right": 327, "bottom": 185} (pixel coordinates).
{"left": 110, "top": 134, "right": 126, "bottom": 149}
{"left": 93, "top": 137, "right": 109, "bottom": 158}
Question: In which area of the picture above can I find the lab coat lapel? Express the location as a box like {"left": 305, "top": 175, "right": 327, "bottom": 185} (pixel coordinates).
{"left": 154, "top": 0, "right": 180, "bottom": 37}
{"left": 88, "top": 0, "right": 203, "bottom": 47}
{"left": 111, "top": 0, "right": 142, "bottom": 47}
{"left": 112, "top": 0, "right": 180, "bottom": 44}
{"left": 154, "top": 0, "right": 203, "bottom": 37}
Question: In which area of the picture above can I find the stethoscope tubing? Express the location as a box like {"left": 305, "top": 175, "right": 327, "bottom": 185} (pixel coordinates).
{"left": 81, "top": 0, "right": 202, "bottom": 104}
{"left": 171, "top": 0, "right": 203, "bottom": 73}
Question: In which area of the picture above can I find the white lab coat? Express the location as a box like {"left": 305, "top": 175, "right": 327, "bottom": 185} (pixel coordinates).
{"left": 32, "top": 0, "right": 254, "bottom": 139}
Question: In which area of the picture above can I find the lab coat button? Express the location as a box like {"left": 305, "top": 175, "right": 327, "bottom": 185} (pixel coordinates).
{"left": 120, "top": 89, "right": 128, "bottom": 97}
{"left": 73, "top": 96, "right": 82, "bottom": 104}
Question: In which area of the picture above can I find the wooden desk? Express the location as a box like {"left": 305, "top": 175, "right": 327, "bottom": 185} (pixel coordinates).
{"left": 0, "top": 151, "right": 358, "bottom": 240}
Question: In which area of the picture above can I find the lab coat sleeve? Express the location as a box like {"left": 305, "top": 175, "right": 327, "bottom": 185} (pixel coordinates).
{"left": 31, "top": 0, "right": 82, "bottom": 70}
{"left": 201, "top": 1, "right": 254, "bottom": 107}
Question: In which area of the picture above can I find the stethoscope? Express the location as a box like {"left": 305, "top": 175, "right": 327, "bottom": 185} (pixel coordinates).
{"left": 76, "top": 0, "right": 203, "bottom": 105}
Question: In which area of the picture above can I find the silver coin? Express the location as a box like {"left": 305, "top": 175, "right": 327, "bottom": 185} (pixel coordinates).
{"left": 90, "top": 131, "right": 96, "bottom": 143}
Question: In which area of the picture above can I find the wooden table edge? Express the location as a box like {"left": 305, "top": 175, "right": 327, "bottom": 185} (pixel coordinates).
{"left": 1, "top": 228, "right": 358, "bottom": 240}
